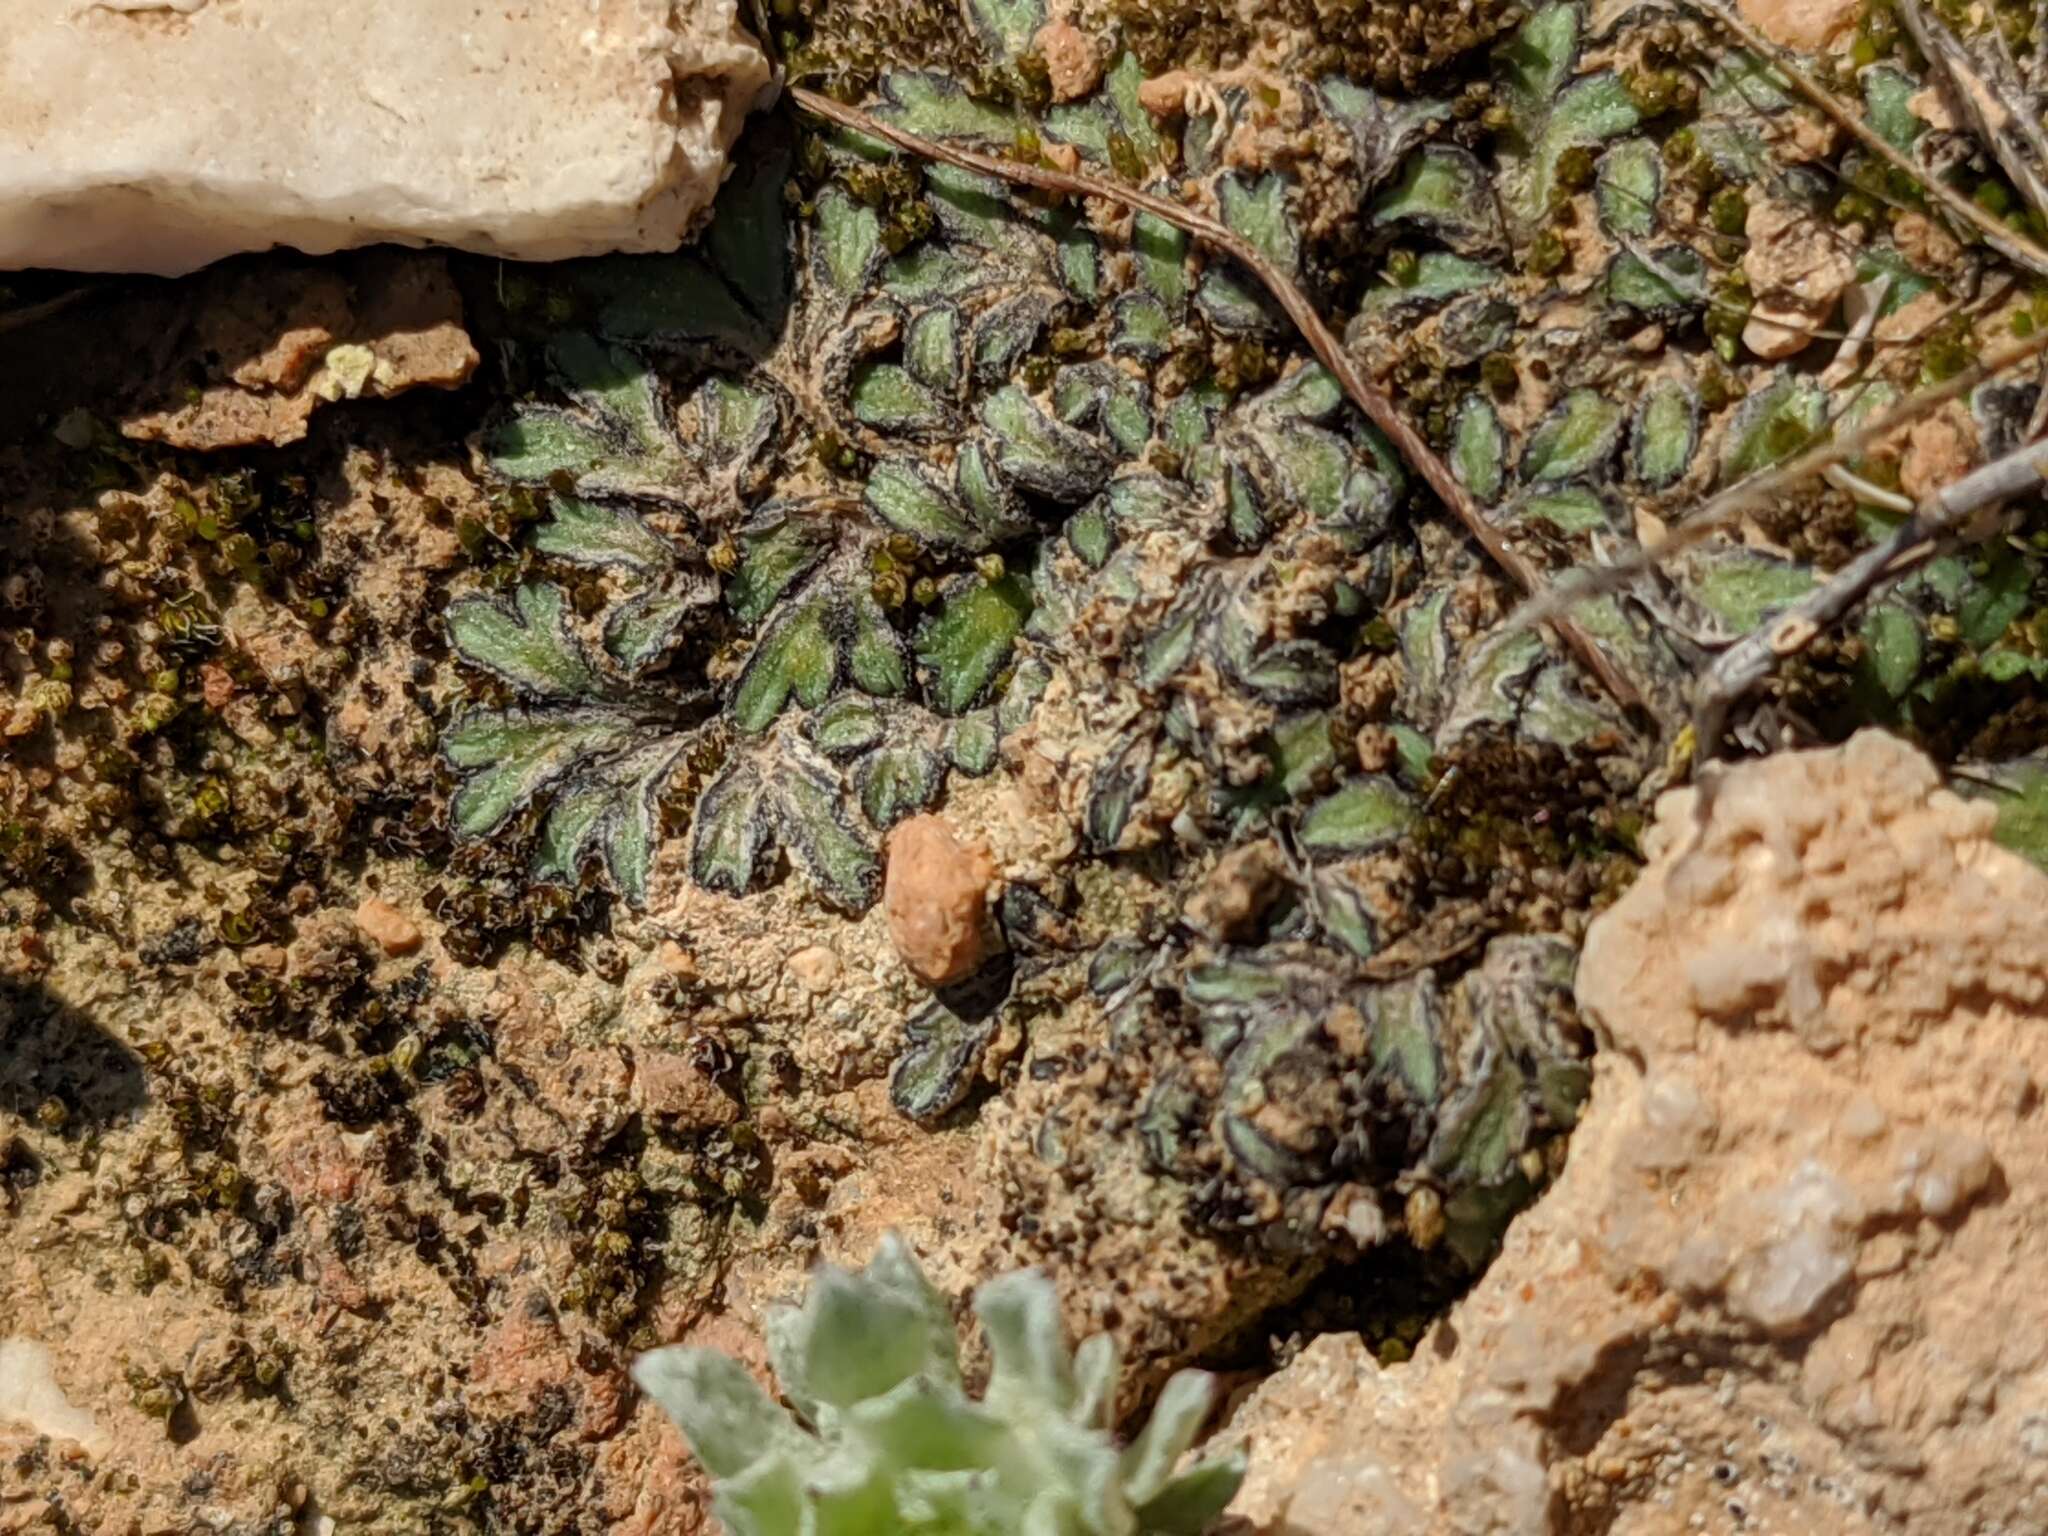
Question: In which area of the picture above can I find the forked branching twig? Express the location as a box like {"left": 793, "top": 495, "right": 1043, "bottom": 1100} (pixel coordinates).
{"left": 1514, "top": 323, "right": 2048, "bottom": 760}
{"left": 1691, "top": 0, "right": 2048, "bottom": 279}
{"left": 1510, "top": 322, "right": 2048, "bottom": 636}
{"left": 1693, "top": 436, "right": 2048, "bottom": 748}
{"left": 1899, "top": 0, "right": 2048, "bottom": 232}
{"left": 787, "top": 84, "right": 1647, "bottom": 714}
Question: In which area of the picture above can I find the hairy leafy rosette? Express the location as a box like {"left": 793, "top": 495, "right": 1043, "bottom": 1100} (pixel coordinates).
{"left": 631, "top": 1235, "right": 1244, "bottom": 1535}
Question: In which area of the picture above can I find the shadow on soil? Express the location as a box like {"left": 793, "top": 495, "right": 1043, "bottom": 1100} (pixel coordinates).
{"left": 0, "top": 977, "right": 148, "bottom": 1131}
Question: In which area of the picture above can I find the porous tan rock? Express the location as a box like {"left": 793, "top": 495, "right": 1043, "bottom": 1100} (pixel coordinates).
{"left": 122, "top": 252, "right": 479, "bottom": 450}
{"left": 1898, "top": 400, "right": 1980, "bottom": 504}
{"left": 1183, "top": 838, "right": 1288, "bottom": 941}
{"left": 1891, "top": 208, "right": 1964, "bottom": 271}
{"left": 1225, "top": 731, "right": 2048, "bottom": 1535}
{"left": 1138, "top": 69, "right": 1196, "bottom": 118}
{"left": 787, "top": 945, "right": 841, "bottom": 994}
{"left": 353, "top": 896, "right": 421, "bottom": 957}
{"left": 630, "top": 1050, "right": 738, "bottom": 1131}
{"left": 1909, "top": 85, "right": 1959, "bottom": 132}
{"left": 883, "top": 815, "right": 998, "bottom": 988}
{"left": 464, "top": 1291, "right": 630, "bottom": 1443}
{"left": 1034, "top": 20, "right": 1103, "bottom": 102}
{"left": 0, "top": 0, "right": 770, "bottom": 277}
{"left": 1742, "top": 197, "right": 1855, "bottom": 359}
{"left": 1738, "top": 0, "right": 1859, "bottom": 50}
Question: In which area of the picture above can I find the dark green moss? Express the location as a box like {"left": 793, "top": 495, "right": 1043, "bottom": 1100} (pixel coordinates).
{"left": 1524, "top": 229, "right": 1568, "bottom": 278}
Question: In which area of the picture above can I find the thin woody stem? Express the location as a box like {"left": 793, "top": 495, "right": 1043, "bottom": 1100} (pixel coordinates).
{"left": 1509, "top": 322, "right": 2048, "bottom": 631}
{"left": 787, "top": 84, "right": 1646, "bottom": 714}
{"left": 1693, "top": 436, "right": 2048, "bottom": 752}
{"left": 1691, "top": 0, "right": 2048, "bottom": 279}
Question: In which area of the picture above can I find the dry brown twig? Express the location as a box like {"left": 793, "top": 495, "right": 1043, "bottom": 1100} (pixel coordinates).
{"left": 1686, "top": 0, "right": 2048, "bottom": 745}
{"left": 1510, "top": 322, "right": 2048, "bottom": 634}
{"left": 1615, "top": 234, "right": 2005, "bottom": 352}
{"left": 1690, "top": 0, "right": 2048, "bottom": 279}
{"left": 1898, "top": 0, "right": 2048, "bottom": 229}
{"left": 1511, "top": 324, "right": 2048, "bottom": 761}
{"left": 1693, "top": 436, "right": 2048, "bottom": 749}
{"left": 787, "top": 84, "right": 1647, "bottom": 714}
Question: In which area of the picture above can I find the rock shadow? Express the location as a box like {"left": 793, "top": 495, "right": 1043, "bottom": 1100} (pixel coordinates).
{"left": 0, "top": 977, "right": 148, "bottom": 1132}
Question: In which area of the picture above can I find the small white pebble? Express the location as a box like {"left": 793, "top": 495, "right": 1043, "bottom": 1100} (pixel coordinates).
{"left": 52, "top": 409, "right": 94, "bottom": 448}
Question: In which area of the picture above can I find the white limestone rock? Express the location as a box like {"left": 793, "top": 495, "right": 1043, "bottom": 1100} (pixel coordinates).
{"left": 0, "top": 0, "right": 771, "bottom": 276}
{"left": 0, "top": 1338, "right": 106, "bottom": 1457}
